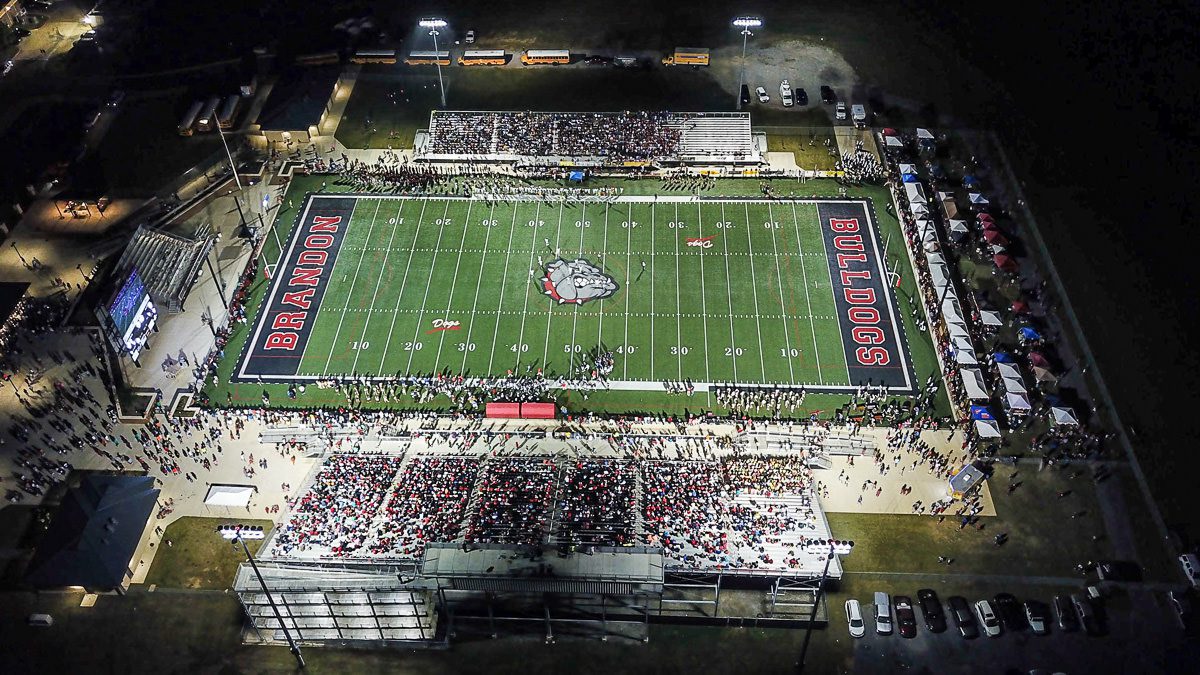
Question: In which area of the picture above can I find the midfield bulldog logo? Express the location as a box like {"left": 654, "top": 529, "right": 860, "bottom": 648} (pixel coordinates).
{"left": 541, "top": 257, "right": 619, "bottom": 305}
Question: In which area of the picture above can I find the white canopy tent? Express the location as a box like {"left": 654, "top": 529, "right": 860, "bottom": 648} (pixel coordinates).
{"left": 916, "top": 128, "right": 935, "bottom": 140}
{"left": 910, "top": 201, "right": 930, "bottom": 216}
{"left": 885, "top": 135, "right": 905, "bottom": 148}
{"left": 996, "top": 362, "right": 1023, "bottom": 380}
{"left": 899, "top": 163, "right": 919, "bottom": 175}
{"left": 942, "top": 300, "right": 966, "bottom": 325}
{"left": 904, "top": 182, "right": 928, "bottom": 205}
{"left": 947, "top": 321, "right": 972, "bottom": 340}
{"left": 1051, "top": 407, "right": 1080, "bottom": 427}
{"left": 969, "top": 192, "right": 990, "bottom": 206}
{"left": 204, "top": 484, "right": 256, "bottom": 508}
{"left": 953, "top": 347, "right": 979, "bottom": 366}
{"left": 1004, "top": 392, "right": 1032, "bottom": 411}
{"left": 979, "top": 310, "right": 1003, "bottom": 327}
{"left": 960, "top": 368, "right": 990, "bottom": 401}
{"left": 1001, "top": 376, "right": 1028, "bottom": 394}
{"left": 974, "top": 418, "right": 1002, "bottom": 438}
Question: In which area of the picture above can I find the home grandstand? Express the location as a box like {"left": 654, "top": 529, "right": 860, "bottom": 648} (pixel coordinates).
{"left": 415, "top": 111, "right": 761, "bottom": 165}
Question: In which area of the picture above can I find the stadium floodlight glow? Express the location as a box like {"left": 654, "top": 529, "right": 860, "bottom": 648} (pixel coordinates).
{"left": 217, "top": 524, "right": 266, "bottom": 540}
{"left": 216, "top": 524, "right": 303, "bottom": 668}
{"left": 419, "top": 18, "right": 449, "bottom": 107}
{"left": 732, "top": 16, "right": 762, "bottom": 111}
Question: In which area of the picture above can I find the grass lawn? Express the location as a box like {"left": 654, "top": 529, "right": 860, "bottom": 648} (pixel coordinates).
{"left": 829, "top": 464, "right": 1111, "bottom": 577}
{"left": 144, "top": 517, "right": 273, "bottom": 589}
{"left": 766, "top": 132, "right": 840, "bottom": 171}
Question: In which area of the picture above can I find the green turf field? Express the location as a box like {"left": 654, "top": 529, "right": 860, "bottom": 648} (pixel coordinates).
{"left": 237, "top": 193, "right": 916, "bottom": 392}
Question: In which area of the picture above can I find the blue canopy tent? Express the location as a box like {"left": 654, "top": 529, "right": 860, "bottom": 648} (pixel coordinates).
{"left": 1019, "top": 327, "right": 1042, "bottom": 342}
{"left": 963, "top": 175, "right": 980, "bottom": 189}
{"left": 902, "top": 173, "right": 920, "bottom": 183}
{"left": 992, "top": 351, "right": 1016, "bottom": 364}
{"left": 567, "top": 170, "right": 586, "bottom": 183}
{"left": 969, "top": 405, "right": 995, "bottom": 421}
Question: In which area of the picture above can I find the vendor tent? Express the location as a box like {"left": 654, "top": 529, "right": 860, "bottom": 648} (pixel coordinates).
{"left": 1001, "top": 376, "right": 1028, "bottom": 394}
{"left": 884, "top": 135, "right": 904, "bottom": 149}
{"left": 1032, "top": 366, "right": 1058, "bottom": 384}
{"left": 902, "top": 173, "right": 920, "bottom": 183}
{"left": 953, "top": 347, "right": 979, "bottom": 366}
{"left": 942, "top": 300, "right": 966, "bottom": 325}
{"left": 961, "top": 368, "right": 990, "bottom": 401}
{"left": 910, "top": 202, "right": 930, "bottom": 216}
{"left": 974, "top": 419, "right": 1002, "bottom": 438}
{"left": 993, "top": 254, "right": 1018, "bottom": 272}
{"left": 929, "top": 264, "right": 951, "bottom": 290}
{"left": 993, "top": 351, "right": 1016, "bottom": 364}
{"left": 948, "top": 219, "right": 970, "bottom": 241}
{"left": 969, "top": 192, "right": 990, "bottom": 206}
{"left": 963, "top": 175, "right": 980, "bottom": 189}
{"left": 1004, "top": 392, "right": 1032, "bottom": 411}
{"left": 898, "top": 163, "right": 918, "bottom": 175}
{"left": 916, "top": 128, "right": 935, "bottom": 140}
{"left": 204, "top": 484, "right": 256, "bottom": 507}
{"left": 996, "top": 362, "right": 1022, "bottom": 380}
{"left": 1019, "top": 326, "right": 1043, "bottom": 342}
{"left": 1051, "top": 406, "right": 1080, "bottom": 426}
{"left": 1028, "top": 352, "right": 1052, "bottom": 368}
{"left": 979, "top": 310, "right": 1003, "bottom": 327}
{"left": 904, "top": 182, "right": 928, "bottom": 204}
{"left": 983, "top": 229, "right": 1009, "bottom": 246}
{"left": 977, "top": 212, "right": 995, "bottom": 224}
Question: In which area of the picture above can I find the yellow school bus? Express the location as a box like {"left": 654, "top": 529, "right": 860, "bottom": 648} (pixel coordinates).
{"left": 521, "top": 49, "right": 570, "bottom": 65}
{"left": 351, "top": 49, "right": 397, "bottom": 65}
{"left": 662, "top": 47, "right": 710, "bottom": 66}
{"left": 405, "top": 50, "right": 451, "bottom": 66}
{"left": 458, "top": 50, "right": 507, "bottom": 66}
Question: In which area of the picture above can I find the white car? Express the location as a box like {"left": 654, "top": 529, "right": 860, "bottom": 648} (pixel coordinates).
{"left": 835, "top": 101, "right": 847, "bottom": 120}
{"left": 465, "top": 30, "right": 475, "bottom": 44}
{"left": 845, "top": 599, "right": 865, "bottom": 638}
{"left": 755, "top": 86, "right": 769, "bottom": 104}
{"left": 874, "top": 591, "right": 892, "bottom": 635}
{"left": 974, "top": 600, "right": 1002, "bottom": 637}
{"left": 779, "top": 79, "right": 793, "bottom": 107}
{"left": 1181, "top": 553, "right": 1199, "bottom": 588}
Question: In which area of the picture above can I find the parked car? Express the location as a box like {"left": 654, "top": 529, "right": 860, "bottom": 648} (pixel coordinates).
{"left": 105, "top": 90, "right": 125, "bottom": 108}
{"left": 1072, "top": 594, "right": 1100, "bottom": 635}
{"left": 894, "top": 596, "right": 917, "bottom": 638}
{"left": 1024, "top": 600, "right": 1050, "bottom": 635}
{"left": 464, "top": 30, "right": 475, "bottom": 44}
{"left": 1054, "top": 594, "right": 1080, "bottom": 631}
{"left": 779, "top": 79, "right": 793, "bottom": 107}
{"left": 820, "top": 85, "right": 835, "bottom": 104}
{"left": 584, "top": 55, "right": 611, "bottom": 65}
{"left": 795, "top": 87, "right": 808, "bottom": 106}
{"left": 948, "top": 596, "right": 979, "bottom": 639}
{"left": 755, "top": 86, "right": 770, "bottom": 103}
{"left": 993, "top": 593, "right": 1026, "bottom": 631}
{"left": 874, "top": 592, "right": 893, "bottom": 635}
{"left": 917, "top": 588, "right": 946, "bottom": 633}
{"left": 845, "top": 599, "right": 866, "bottom": 638}
{"left": 974, "top": 599, "right": 1002, "bottom": 638}
{"left": 1180, "top": 553, "right": 1200, "bottom": 588}
{"left": 1167, "top": 590, "right": 1193, "bottom": 629}
{"left": 835, "top": 101, "right": 847, "bottom": 120}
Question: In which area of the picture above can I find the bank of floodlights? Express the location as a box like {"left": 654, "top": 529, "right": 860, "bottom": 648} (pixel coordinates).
{"left": 733, "top": 16, "right": 762, "bottom": 30}
{"left": 419, "top": 18, "right": 447, "bottom": 29}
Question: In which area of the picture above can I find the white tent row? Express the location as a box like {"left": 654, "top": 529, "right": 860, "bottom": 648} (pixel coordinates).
{"left": 942, "top": 299, "right": 967, "bottom": 326}
{"left": 947, "top": 321, "right": 971, "bottom": 340}
{"left": 1004, "top": 392, "right": 1032, "bottom": 411}
{"left": 1000, "top": 376, "right": 1027, "bottom": 394}
{"left": 960, "top": 368, "right": 990, "bottom": 401}
{"left": 996, "top": 362, "right": 1022, "bottom": 380}
{"left": 929, "top": 263, "right": 952, "bottom": 291}
{"left": 911, "top": 201, "right": 930, "bottom": 216}
{"left": 953, "top": 347, "right": 978, "bottom": 366}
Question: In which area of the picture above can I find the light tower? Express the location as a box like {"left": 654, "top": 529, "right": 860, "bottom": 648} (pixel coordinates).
{"left": 419, "top": 18, "right": 448, "bottom": 107}
{"left": 732, "top": 16, "right": 762, "bottom": 111}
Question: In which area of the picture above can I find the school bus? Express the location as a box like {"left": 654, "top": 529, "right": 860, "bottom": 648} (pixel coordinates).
{"left": 662, "top": 47, "right": 710, "bottom": 66}
{"left": 405, "top": 51, "right": 451, "bottom": 66}
{"left": 296, "top": 51, "right": 340, "bottom": 66}
{"left": 521, "top": 49, "right": 570, "bottom": 65}
{"left": 217, "top": 95, "right": 240, "bottom": 130}
{"left": 195, "top": 97, "right": 221, "bottom": 133}
{"left": 458, "top": 49, "right": 507, "bottom": 66}
{"left": 177, "top": 100, "right": 203, "bottom": 137}
{"left": 351, "top": 49, "right": 397, "bottom": 65}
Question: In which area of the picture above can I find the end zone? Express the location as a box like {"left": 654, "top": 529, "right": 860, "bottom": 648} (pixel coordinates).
{"left": 817, "top": 200, "right": 915, "bottom": 392}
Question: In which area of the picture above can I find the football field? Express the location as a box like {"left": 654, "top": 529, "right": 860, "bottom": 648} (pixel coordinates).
{"left": 236, "top": 194, "right": 916, "bottom": 393}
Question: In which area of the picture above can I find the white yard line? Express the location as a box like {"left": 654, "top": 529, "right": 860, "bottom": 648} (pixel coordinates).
{"left": 649, "top": 201, "right": 656, "bottom": 381}
{"left": 596, "top": 203, "right": 609, "bottom": 351}
{"left": 486, "top": 202, "right": 524, "bottom": 375}
{"left": 566, "top": 203, "right": 588, "bottom": 372}
{"left": 322, "top": 199, "right": 380, "bottom": 375}
{"left": 349, "top": 202, "right": 406, "bottom": 375}
{"left": 460, "top": 202, "right": 499, "bottom": 373}
{"left": 403, "top": 201, "right": 452, "bottom": 375}
{"left": 622, "top": 206, "right": 633, "bottom": 380}
{"left": 432, "top": 200, "right": 474, "bottom": 373}
{"left": 673, "top": 202, "right": 683, "bottom": 382}
{"left": 766, "top": 202, "right": 797, "bottom": 385}
{"left": 789, "top": 201, "right": 825, "bottom": 384}
{"left": 719, "top": 203, "right": 739, "bottom": 383}
{"left": 513, "top": 202, "right": 545, "bottom": 372}
{"left": 377, "top": 199, "right": 429, "bottom": 374}
{"left": 538, "top": 201, "right": 566, "bottom": 370}
{"left": 695, "top": 201, "right": 712, "bottom": 383}
{"left": 743, "top": 202, "right": 769, "bottom": 382}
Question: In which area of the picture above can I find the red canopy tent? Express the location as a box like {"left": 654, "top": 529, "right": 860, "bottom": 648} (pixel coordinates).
{"left": 485, "top": 402, "right": 521, "bottom": 418}
{"left": 993, "top": 254, "right": 1019, "bottom": 272}
{"left": 977, "top": 213, "right": 995, "bottom": 224}
{"left": 1028, "top": 352, "right": 1052, "bottom": 368}
{"left": 1011, "top": 300, "right": 1031, "bottom": 315}
{"left": 983, "top": 229, "right": 1009, "bottom": 246}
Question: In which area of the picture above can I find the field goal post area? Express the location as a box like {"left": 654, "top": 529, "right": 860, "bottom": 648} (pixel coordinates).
{"left": 233, "top": 192, "right": 918, "bottom": 395}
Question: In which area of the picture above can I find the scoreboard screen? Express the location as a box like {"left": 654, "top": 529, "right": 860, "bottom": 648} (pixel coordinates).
{"left": 104, "top": 268, "right": 158, "bottom": 360}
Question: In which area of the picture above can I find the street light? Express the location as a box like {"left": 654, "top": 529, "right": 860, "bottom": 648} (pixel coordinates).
{"left": 217, "top": 525, "right": 305, "bottom": 668}
{"left": 797, "top": 539, "right": 853, "bottom": 672}
{"left": 419, "top": 18, "right": 448, "bottom": 108}
{"left": 732, "top": 16, "right": 762, "bottom": 111}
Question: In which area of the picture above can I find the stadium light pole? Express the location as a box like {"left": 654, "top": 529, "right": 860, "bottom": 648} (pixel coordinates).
{"left": 733, "top": 16, "right": 762, "bottom": 111}
{"left": 217, "top": 525, "right": 306, "bottom": 669}
{"left": 420, "top": 18, "right": 448, "bottom": 108}
{"left": 797, "top": 539, "right": 853, "bottom": 672}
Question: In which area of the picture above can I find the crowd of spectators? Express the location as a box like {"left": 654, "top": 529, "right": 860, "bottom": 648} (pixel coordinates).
{"left": 270, "top": 453, "right": 402, "bottom": 557}
{"left": 426, "top": 111, "right": 683, "bottom": 161}
{"left": 554, "top": 459, "right": 637, "bottom": 547}
{"left": 371, "top": 456, "right": 479, "bottom": 557}
{"left": 463, "top": 457, "right": 556, "bottom": 546}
